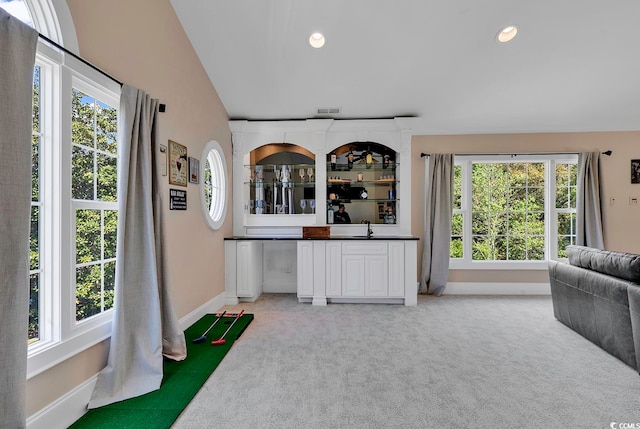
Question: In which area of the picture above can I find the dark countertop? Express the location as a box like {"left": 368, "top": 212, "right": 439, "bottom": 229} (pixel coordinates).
{"left": 225, "top": 236, "right": 419, "bottom": 241}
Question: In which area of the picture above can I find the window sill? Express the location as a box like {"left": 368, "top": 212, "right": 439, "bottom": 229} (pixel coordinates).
{"left": 27, "top": 317, "right": 112, "bottom": 379}
{"left": 449, "top": 260, "right": 549, "bottom": 270}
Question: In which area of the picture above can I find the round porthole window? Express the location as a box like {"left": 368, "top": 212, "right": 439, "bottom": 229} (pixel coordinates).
{"left": 200, "top": 140, "right": 228, "bottom": 230}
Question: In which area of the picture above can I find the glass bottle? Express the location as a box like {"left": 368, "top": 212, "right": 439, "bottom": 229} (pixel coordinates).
{"left": 347, "top": 150, "right": 354, "bottom": 170}
{"left": 330, "top": 152, "right": 337, "bottom": 171}
{"left": 327, "top": 203, "right": 334, "bottom": 224}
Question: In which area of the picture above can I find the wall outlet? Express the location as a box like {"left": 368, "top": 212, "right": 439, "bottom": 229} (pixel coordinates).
{"left": 630, "top": 197, "right": 639, "bottom": 206}
{"left": 610, "top": 197, "right": 616, "bottom": 206}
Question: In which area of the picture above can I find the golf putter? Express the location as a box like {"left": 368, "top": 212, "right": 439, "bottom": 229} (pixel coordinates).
{"left": 192, "top": 311, "right": 226, "bottom": 343}
{"left": 211, "top": 310, "right": 245, "bottom": 346}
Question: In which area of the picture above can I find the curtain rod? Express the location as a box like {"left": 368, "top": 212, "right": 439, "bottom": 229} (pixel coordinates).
{"left": 38, "top": 33, "right": 166, "bottom": 113}
{"left": 420, "top": 150, "right": 613, "bottom": 158}
{"left": 39, "top": 33, "right": 123, "bottom": 86}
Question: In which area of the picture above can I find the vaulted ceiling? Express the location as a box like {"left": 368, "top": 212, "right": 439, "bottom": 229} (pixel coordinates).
{"left": 170, "top": 0, "right": 640, "bottom": 135}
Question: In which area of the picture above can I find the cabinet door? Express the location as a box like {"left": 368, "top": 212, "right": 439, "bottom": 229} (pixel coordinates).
{"left": 388, "top": 241, "right": 405, "bottom": 297}
{"left": 342, "top": 255, "right": 365, "bottom": 296}
{"left": 364, "top": 254, "right": 388, "bottom": 296}
{"left": 297, "top": 241, "right": 314, "bottom": 297}
{"left": 326, "top": 241, "right": 342, "bottom": 297}
{"left": 236, "top": 241, "right": 254, "bottom": 297}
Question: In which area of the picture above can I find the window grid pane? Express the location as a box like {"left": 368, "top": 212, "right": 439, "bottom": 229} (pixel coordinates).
{"left": 555, "top": 162, "right": 578, "bottom": 257}
{"left": 470, "top": 162, "right": 546, "bottom": 261}
{"left": 72, "top": 88, "right": 118, "bottom": 322}
{"left": 29, "top": 65, "right": 42, "bottom": 344}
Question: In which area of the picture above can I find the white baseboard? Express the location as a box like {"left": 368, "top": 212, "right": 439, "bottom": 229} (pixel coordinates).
{"left": 178, "top": 291, "right": 226, "bottom": 331}
{"left": 443, "top": 282, "right": 551, "bottom": 295}
{"left": 27, "top": 374, "right": 97, "bottom": 429}
{"left": 27, "top": 291, "right": 226, "bottom": 429}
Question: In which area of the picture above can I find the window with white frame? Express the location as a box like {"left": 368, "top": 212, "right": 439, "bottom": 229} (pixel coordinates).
{"left": 201, "top": 140, "right": 228, "bottom": 230}
{"left": 29, "top": 65, "right": 42, "bottom": 344}
{"left": 71, "top": 86, "right": 118, "bottom": 321}
{"left": 10, "top": 1, "right": 122, "bottom": 375}
{"left": 450, "top": 155, "right": 578, "bottom": 268}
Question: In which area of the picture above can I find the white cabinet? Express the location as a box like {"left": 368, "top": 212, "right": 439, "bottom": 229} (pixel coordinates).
{"left": 297, "top": 239, "right": 417, "bottom": 306}
{"left": 225, "top": 240, "right": 263, "bottom": 304}
{"left": 364, "top": 254, "right": 389, "bottom": 297}
{"left": 297, "top": 241, "right": 314, "bottom": 298}
{"left": 325, "top": 241, "right": 342, "bottom": 297}
{"left": 342, "top": 255, "right": 366, "bottom": 296}
{"left": 388, "top": 241, "right": 405, "bottom": 297}
{"left": 342, "top": 242, "right": 388, "bottom": 297}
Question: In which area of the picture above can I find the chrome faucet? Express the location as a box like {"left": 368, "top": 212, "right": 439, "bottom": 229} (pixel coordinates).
{"left": 366, "top": 220, "right": 373, "bottom": 238}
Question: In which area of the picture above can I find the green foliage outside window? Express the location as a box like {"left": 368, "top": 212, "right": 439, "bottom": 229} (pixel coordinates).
{"left": 555, "top": 163, "right": 578, "bottom": 257}
{"left": 71, "top": 89, "right": 118, "bottom": 322}
{"left": 450, "top": 160, "right": 577, "bottom": 262}
{"left": 450, "top": 165, "right": 463, "bottom": 258}
{"left": 471, "top": 162, "right": 545, "bottom": 260}
{"left": 204, "top": 158, "right": 213, "bottom": 211}
{"left": 29, "top": 66, "right": 40, "bottom": 343}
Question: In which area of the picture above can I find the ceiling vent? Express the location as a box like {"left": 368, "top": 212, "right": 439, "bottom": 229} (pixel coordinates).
{"left": 316, "top": 107, "right": 341, "bottom": 116}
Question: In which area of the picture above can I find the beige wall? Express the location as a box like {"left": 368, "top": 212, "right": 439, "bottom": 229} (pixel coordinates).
{"left": 411, "top": 132, "right": 640, "bottom": 283}
{"left": 26, "top": 0, "right": 231, "bottom": 415}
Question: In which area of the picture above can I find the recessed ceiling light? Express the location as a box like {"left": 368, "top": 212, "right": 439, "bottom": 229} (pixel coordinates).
{"left": 497, "top": 25, "right": 518, "bottom": 43}
{"left": 309, "top": 32, "right": 325, "bottom": 48}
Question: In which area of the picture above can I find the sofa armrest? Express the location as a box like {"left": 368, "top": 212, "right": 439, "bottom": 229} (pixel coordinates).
{"left": 627, "top": 285, "right": 640, "bottom": 373}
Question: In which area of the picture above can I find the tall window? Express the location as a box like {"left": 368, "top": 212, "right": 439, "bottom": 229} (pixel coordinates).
{"left": 450, "top": 155, "right": 578, "bottom": 267}
{"left": 71, "top": 88, "right": 118, "bottom": 321}
{"left": 4, "top": 0, "right": 120, "bottom": 379}
{"left": 29, "top": 65, "right": 42, "bottom": 343}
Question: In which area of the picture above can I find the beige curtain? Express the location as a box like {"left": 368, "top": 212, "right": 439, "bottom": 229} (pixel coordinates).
{"left": 420, "top": 154, "right": 454, "bottom": 296}
{"left": 0, "top": 9, "right": 38, "bottom": 429}
{"left": 89, "top": 85, "right": 186, "bottom": 408}
{"left": 576, "top": 152, "right": 604, "bottom": 249}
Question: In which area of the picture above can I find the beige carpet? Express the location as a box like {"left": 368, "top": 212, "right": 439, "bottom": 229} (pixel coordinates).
{"left": 173, "top": 294, "right": 640, "bottom": 428}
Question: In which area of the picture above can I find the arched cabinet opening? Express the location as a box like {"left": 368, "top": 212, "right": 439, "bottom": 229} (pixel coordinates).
{"left": 245, "top": 143, "right": 316, "bottom": 215}
{"left": 326, "top": 142, "right": 398, "bottom": 225}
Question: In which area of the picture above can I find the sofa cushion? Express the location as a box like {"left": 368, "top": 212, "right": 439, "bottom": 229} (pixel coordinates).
{"left": 566, "top": 245, "right": 640, "bottom": 283}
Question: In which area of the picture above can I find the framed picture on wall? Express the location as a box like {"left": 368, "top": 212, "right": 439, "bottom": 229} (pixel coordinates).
{"left": 169, "top": 140, "right": 188, "bottom": 187}
{"left": 632, "top": 159, "right": 640, "bottom": 184}
{"left": 189, "top": 157, "right": 199, "bottom": 184}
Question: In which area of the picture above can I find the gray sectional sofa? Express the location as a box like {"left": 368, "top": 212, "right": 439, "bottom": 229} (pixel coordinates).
{"left": 548, "top": 245, "right": 640, "bottom": 372}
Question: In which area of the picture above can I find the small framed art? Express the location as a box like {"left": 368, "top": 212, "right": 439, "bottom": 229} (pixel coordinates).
{"left": 632, "top": 159, "right": 640, "bottom": 184}
{"left": 169, "top": 140, "right": 188, "bottom": 187}
{"left": 189, "top": 157, "right": 200, "bottom": 184}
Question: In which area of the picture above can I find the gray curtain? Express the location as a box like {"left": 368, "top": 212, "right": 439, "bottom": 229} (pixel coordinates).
{"left": 0, "top": 9, "right": 38, "bottom": 429}
{"left": 89, "top": 85, "right": 186, "bottom": 409}
{"left": 576, "top": 151, "right": 604, "bottom": 249}
{"left": 420, "top": 154, "right": 454, "bottom": 296}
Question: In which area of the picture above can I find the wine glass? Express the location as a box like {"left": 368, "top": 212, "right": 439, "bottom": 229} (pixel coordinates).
{"left": 249, "top": 199, "right": 255, "bottom": 214}
{"left": 299, "top": 168, "right": 305, "bottom": 183}
{"left": 309, "top": 199, "right": 315, "bottom": 213}
{"left": 275, "top": 169, "right": 281, "bottom": 182}
{"left": 300, "top": 199, "right": 306, "bottom": 214}
{"left": 307, "top": 167, "right": 314, "bottom": 183}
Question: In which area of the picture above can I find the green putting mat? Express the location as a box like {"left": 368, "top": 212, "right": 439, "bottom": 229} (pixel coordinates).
{"left": 70, "top": 313, "right": 254, "bottom": 429}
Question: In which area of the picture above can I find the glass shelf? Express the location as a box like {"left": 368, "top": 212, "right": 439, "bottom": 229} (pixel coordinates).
{"left": 327, "top": 180, "right": 398, "bottom": 186}
{"left": 328, "top": 198, "right": 398, "bottom": 203}
{"left": 245, "top": 181, "right": 315, "bottom": 186}
{"left": 328, "top": 162, "right": 399, "bottom": 172}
